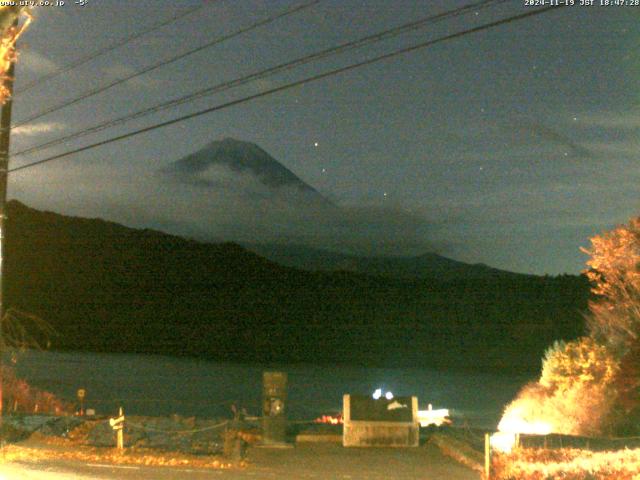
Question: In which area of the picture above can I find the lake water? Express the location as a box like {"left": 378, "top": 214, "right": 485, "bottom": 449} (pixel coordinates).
{"left": 12, "top": 350, "right": 533, "bottom": 430}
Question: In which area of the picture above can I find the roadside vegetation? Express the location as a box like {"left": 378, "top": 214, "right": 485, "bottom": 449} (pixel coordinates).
{"left": 491, "top": 447, "right": 640, "bottom": 480}
{"left": 499, "top": 216, "right": 640, "bottom": 437}
{"left": 482, "top": 216, "right": 640, "bottom": 479}
{"left": 2, "top": 439, "right": 236, "bottom": 470}
{"left": 0, "top": 412, "right": 243, "bottom": 469}
{"left": 1, "top": 366, "right": 72, "bottom": 416}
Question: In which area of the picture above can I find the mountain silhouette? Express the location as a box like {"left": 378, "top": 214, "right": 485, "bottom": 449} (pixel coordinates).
{"left": 243, "top": 243, "right": 531, "bottom": 281}
{"left": 163, "top": 137, "right": 329, "bottom": 202}
{"left": 3, "top": 200, "right": 589, "bottom": 372}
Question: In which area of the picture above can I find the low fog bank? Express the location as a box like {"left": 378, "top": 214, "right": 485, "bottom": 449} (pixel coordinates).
{"left": 11, "top": 161, "right": 450, "bottom": 257}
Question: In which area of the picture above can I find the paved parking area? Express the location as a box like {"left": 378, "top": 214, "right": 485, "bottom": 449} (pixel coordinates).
{"left": 1, "top": 442, "right": 479, "bottom": 479}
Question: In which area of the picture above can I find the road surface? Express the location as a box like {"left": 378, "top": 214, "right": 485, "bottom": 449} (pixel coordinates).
{"left": 0, "top": 442, "right": 480, "bottom": 479}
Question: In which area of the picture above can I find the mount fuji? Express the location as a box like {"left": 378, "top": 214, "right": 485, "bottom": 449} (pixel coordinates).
{"left": 163, "top": 137, "right": 330, "bottom": 205}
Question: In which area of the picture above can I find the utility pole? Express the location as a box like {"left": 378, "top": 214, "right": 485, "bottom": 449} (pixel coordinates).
{"left": 0, "top": 15, "right": 20, "bottom": 431}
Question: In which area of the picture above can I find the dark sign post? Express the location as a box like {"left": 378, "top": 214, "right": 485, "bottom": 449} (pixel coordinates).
{"left": 77, "top": 389, "right": 86, "bottom": 416}
{"left": 262, "top": 371, "right": 287, "bottom": 445}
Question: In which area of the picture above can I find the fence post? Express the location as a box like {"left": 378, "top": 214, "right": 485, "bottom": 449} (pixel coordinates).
{"left": 484, "top": 432, "right": 491, "bottom": 479}
{"left": 109, "top": 406, "right": 125, "bottom": 450}
{"left": 117, "top": 407, "right": 124, "bottom": 450}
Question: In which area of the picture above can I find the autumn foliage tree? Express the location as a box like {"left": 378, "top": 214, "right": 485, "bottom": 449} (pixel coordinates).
{"left": 540, "top": 337, "right": 619, "bottom": 392}
{"left": 540, "top": 337, "right": 619, "bottom": 435}
{"left": 580, "top": 217, "right": 640, "bottom": 433}
{"left": 0, "top": 308, "right": 61, "bottom": 414}
{"left": 500, "top": 216, "right": 640, "bottom": 436}
{"left": 581, "top": 217, "right": 640, "bottom": 355}
{"left": 499, "top": 337, "right": 619, "bottom": 436}
{"left": 606, "top": 343, "right": 640, "bottom": 435}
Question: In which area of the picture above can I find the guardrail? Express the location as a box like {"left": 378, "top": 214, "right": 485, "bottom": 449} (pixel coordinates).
{"left": 518, "top": 433, "right": 640, "bottom": 451}
{"left": 432, "top": 428, "right": 640, "bottom": 480}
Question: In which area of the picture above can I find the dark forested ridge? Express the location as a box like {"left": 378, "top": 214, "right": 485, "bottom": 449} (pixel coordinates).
{"left": 4, "top": 201, "right": 589, "bottom": 372}
{"left": 242, "top": 242, "right": 534, "bottom": 281}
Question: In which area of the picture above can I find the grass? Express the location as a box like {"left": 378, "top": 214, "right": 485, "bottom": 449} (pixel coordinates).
{"left": 0, "top": 433, "right": 240, "bottom": 470}
{"left": 430, "top": 428, "right": 640, "bottom": 479}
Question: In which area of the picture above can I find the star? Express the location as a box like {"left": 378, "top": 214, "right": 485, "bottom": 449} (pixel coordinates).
{"left": 314, "top": 142, "right": 319, "bottom": 147}
{"left": 383, "top": 192, "right": 388, "bottom": 197}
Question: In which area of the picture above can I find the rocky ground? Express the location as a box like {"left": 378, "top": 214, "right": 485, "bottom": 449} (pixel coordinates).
{"left": 2, "top": 413, "right": 235, "bottom": 454}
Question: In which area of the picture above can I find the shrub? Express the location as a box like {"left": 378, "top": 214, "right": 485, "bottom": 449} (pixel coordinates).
{"left": 500, "top": 337, "right": 618, "bottom": 436}
{"left": 2, "top": 366, "right": 72, "bottom": 415}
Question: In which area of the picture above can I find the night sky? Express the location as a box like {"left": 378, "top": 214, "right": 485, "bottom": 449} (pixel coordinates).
{"left": 7, "top": 1, "right": 638, "bottom": 275}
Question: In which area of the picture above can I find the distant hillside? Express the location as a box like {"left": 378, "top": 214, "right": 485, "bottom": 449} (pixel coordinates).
{"left": 243, "top": 243, "right": 529, "bottom": 281}
{"left": 4, "top": 201, "right": 589, "bottom": 372}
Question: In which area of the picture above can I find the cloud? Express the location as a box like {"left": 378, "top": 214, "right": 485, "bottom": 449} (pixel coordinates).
{"left": 18, "top": 49, "right": 57, "bottom": 74}
{"left": 451, "top": 117, "right": 595, "bottom": 162}
{"left": 101, "top": 64, "right": 164, "bottom": 89}
{"left": 574, "top": 111, "right": 640, "bottom": 130}
{"left": 507, "top": 119, "right": 594, "bottom": 159}
{"left": 9, "top": 160, "right": 447, "bottom": 258}
{"left": 582, "top": 140, "right": 640, "bottom": 157}
{"left": 12, "top": 121, "right": 65, "bottom": 137}
{"left": 527, "top": 123, "right": 594, "bottom": 158}
{"left": 252, "top": 78, "right": 276, "bottom": 92}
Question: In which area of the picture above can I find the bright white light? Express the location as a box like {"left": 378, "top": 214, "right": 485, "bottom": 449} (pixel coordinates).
{"left": 417, "top": 408, "right": 450, "bottom": 427}
{"left": 491, "top": 432, "right": 517, "bottom": 453}
{"left": 372, "top": 388, "right": 382, "bottom": 400}
{"left": 385, "top": 391, "right": 394, "bottom": 400}
{"left": 497, "top": 405, "right": 552, "bottom": 435}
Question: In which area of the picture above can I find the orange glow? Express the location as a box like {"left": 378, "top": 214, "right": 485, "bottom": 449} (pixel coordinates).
{"left": 314, "top": 414, "right": 343, "bottom": 425}
{"left": 492, "top": 447, "right": 640, "bottom": 479}
{"left": 0, "top": 7, "right": 31, "bottom": 104}
{"left": 497, "top": 336, "right": 620, "bottom": 441}
{"left": 498, "top": 404, "right": 552, "bottom": 436}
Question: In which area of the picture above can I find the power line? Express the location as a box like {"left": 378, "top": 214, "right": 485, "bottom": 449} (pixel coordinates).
{"left": 9, "top": 5, "right": 562, "bottom": 174}
{"left": 12, "top": 0, "right": 322, "bottom": 129}
{"left": 13, "top": 0, "right": 505, "bottom": 159}
{"left": 15, "top": 4, "right": 210, "bottom": 95}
